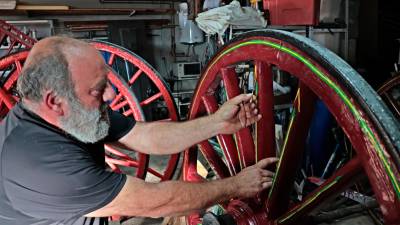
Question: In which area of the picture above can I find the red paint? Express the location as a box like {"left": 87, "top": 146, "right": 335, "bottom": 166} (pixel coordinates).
{"left": 202, "top": 95, "right": 241, "bottom": 175}
{"left": 263, "top": 0, "right": 321, "bottom": 25}
{"left": 221, "top": 67, "right": 256, "bottom": 168}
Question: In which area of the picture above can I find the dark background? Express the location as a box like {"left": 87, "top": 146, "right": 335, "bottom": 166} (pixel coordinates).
{"left": 358, "top": 0, "right": 400, "bottom": 88}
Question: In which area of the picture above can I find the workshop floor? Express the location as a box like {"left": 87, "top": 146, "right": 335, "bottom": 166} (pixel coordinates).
{"left": 112, "top": 213, "right": 376, "bottom": 225}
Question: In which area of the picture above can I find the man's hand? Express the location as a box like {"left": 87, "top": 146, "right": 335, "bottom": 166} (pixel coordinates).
{"left": 213, "top": 93, "right": 261, "bottom": 134}
{"left": 231, "top": 157, "right": 279, "bottom": 199}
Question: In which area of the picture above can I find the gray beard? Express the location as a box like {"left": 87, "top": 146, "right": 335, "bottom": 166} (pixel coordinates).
{"left": 60, "top": 98, "right": 110, "bottom": 143}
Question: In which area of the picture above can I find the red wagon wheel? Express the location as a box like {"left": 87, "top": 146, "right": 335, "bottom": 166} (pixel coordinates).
{"left": 89, "top": 40, "right": 180, "bottom": 181}
{"left": 378, "top": 75, "right": 400, "bottom": 119}
{"left": 0, "top": 41, "right": 180, "bottom": 182}
{"left": 183, "top": 30, "right": 400, "bottom": 225}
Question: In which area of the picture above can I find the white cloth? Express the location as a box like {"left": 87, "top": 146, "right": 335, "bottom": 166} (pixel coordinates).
{"left": 195, "top": 0, "right": 267, "bottom": 36}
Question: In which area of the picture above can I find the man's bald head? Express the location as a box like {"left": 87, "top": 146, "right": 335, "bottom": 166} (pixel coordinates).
{"left": 24, "top": 36, "right": 93, "bottom": 67}
{"left": 17, "top": 36, "right": 98, "bottom": 104}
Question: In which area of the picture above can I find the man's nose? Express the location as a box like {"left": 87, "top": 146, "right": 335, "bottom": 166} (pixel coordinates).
{"left": 103, "top": 83, "right": 116, "bottom": 103}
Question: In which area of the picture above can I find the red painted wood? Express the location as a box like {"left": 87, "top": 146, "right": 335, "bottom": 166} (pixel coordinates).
{"left": 109, "top": 93, "right": 123, "bottom": 108}
{"left": 107, "top": 53, "right": 116, "bottom": 65}
{"left": 129, "top": 69, "right": 143, "bottom": 85}
{"left": 255, "top": 61, "right": 275, "bottom": 161}
{"left": 198, "top": 140, "right": 231, "bottom": 179}
{"left": 0, "top": 20, "right": 36, "bottom": 55}
{"left": 140, "top": 92, "right": 163, "bottom": 106}
{"left": 202, "top": 95, "right": 241, "bottom": 175}
{"left": 276, "top": 157, "right": 363, "bottom": 224}
{"left": 266, "top": 83, "right": 317, "bottom": 219}
{"left": 0, "top": 88, "right": 15, "bottom": 109}
{"left": 220, "top": 67, "right": 256, "bottom": 168}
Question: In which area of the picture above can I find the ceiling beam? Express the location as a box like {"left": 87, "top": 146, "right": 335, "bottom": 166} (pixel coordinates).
{"left": 16, "top": 4, "right": 70, "bottom": 10}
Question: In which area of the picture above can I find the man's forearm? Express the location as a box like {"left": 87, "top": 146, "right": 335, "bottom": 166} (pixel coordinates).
{"left": 119, "top": 176, "right": 238, "bottom": 218}
{"left": 86, "top": 158, "right": 277, "bottom": 218}
{"left": 121, "top": 114, "right": 223, "bottom": 155}
{"left": 86, "top": 176, "right": 239, "bottom": 218}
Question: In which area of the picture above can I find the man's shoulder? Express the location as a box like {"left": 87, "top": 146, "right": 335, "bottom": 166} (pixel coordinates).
{"left": 0, "top": 108, "right": 86, "bottom": 170}
{"left": 2, "top": 110, "right": 69, "bottom": 149}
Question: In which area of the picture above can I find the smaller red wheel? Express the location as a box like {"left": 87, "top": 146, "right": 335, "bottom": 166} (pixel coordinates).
{"left": 90, "top": 40, "right": 180, "bottom": 181}
{"left": 0, "top": 48, "right": 179, "bottom": 182}
{"left": 378, "top": 75, "right": 400, "bottom": 119}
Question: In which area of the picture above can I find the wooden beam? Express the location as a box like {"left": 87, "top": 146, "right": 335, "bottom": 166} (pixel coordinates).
{"left": 0, "top": 8, "right": 175, "bottom": 16}
{"left": 16, "top": 4, "right": 70, "bottom": 10}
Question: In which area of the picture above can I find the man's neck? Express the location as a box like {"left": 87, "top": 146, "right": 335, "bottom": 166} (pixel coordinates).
{"left": 21, "top": 100, "right": 60, "bottom": 128}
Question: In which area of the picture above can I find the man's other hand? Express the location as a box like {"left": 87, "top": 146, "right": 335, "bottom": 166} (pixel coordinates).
{"left": 231, "top": 157, "right": 279, "bottom": 199}
{"left": 213, "top": 93, "right": 261, "bottom": 134}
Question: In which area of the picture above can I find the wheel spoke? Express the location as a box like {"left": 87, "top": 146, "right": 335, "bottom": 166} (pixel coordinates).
{"left": 266, "top": 82, "right": 317, "bottom": 219}
{"left": 105, "top": 156, "right": 139, "bottom": 168}
{"left": 202, "top": 95, "right": 241, "bottom": 175}
{"left": 254, "top": 61, "right": 275, "bottom": 162}
{"left": 184, "top": 147, "right": 205, "bottom": 182}
{"left": 105, "top": 155, "right": 123, "bottom": 173}
{"left": 159, "top": 153, "right": 180, "bottom": 181}
{"left": 198, "top": 140, "right": 231, "bottom": 179}
{"left": 135, "top": 153, "right": 149, "bottom": 179}
{"left": 156, "top": 118, "right": 172, "bottom": 122}
{"left": 122, "top": 109, "right": 133, "bottom": 117}
{"left": 384, "top": 93, "right": 400, "bottom": 117}
{"left": 147, "top": 167, "right": 163, "bottom": 179}
{"left": 105, "top": 144, "right": 134, "bottom": 160}
{"left": 140, "top": 92, "right": 163, "bottom": 106}
{"left": 15, "top": 60, "right": 22, "bottom": 73}
{"left": 109, "top": 93, "right": 123, "bottom": 108}
{"left": 128, "top": 69, "right": 143, "bottom": 85}
{"left": 220, "top": 67, "right": 255, "bottom": 168}
{"left": 0, "top": 87, "right": 15, "bottom": 109}
{"left": 107, "top": 53, "right": 116, "bottom": 65}
{"left": 111, "top": 99, "right": 128, "bottom": 111}
{"left": 276, "top": 157, "right": 363, "bottom": 225}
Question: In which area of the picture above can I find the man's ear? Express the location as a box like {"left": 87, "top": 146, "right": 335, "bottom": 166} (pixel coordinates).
{"left": 43, "top": 90, "right": 65, "bottom": 116}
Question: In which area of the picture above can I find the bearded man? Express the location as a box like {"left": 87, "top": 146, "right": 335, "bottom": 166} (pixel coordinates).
{"left": 0, "top": 37, "right": 277, "bottom": 225}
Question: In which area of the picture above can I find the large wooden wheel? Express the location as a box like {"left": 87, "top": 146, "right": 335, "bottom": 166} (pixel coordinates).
{"left": 183, "top": 30, "right": 400, "bottom": 225}
{"left": 0, "top": 40, "right": 180, "bottom": 181}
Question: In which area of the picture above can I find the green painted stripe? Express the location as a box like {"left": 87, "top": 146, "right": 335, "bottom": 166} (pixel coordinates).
{"left": 278, "top": 176, "right": 342, "bottom": 224}
{"left": 232, "top": 130, "right": 243, "bottom": 170}
{"left": 255, "top": 75, "right": 259, "bottom": 163}
{"left": 203, "top": 39, "right": 400, "bottom": 199}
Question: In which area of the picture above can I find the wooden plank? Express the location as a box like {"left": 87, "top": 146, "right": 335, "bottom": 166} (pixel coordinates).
{"left": 16, "top": 4, "right": 70, "bottom": 10}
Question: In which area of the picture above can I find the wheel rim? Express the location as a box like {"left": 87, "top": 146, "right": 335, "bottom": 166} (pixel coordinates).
{"left": 0, "top": 44, "right": 179, "bottom": 181}
{"left": 183, "top": 30, "right": 400, "bottom": 225}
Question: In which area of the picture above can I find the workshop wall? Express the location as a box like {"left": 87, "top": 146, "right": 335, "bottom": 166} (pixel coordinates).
{"left": 0, "top": 1, "right": 208, "bottom": 83}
